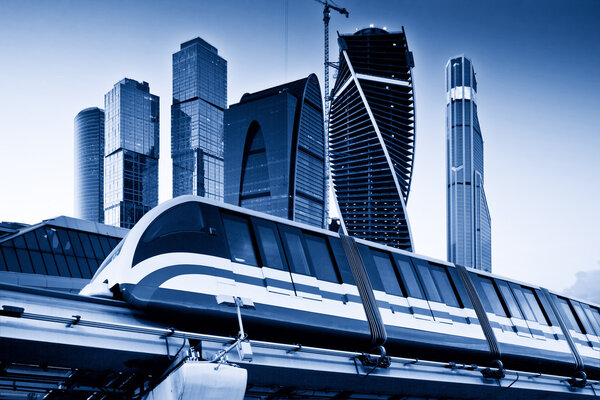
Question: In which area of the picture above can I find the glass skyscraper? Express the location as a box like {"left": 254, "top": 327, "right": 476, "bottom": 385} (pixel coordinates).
{"left": 224, "top": 74, "right": 326, "bottom": 228}
{"left": 329, "top": 27, "right": 416, "bottom": 250}
{"left": 446, "top": 56, "right": 492, "bottom": 272}
{"left": 171, "top": 37, "right": 227, "bottom": 200}
{"left": 74, "top": 107, "right": 104, "bottom": 223}
{"left": 104, "top": 78, "right": 159, "bottom": 229}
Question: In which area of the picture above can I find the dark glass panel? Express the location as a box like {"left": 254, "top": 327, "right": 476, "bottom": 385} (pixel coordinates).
{"left": 28, "top": 251, "right": 47, "bottom": 274}
{"left": 13, "top": 236, "right": 27, "bottom": 249}
{"left": 496, "top": 281, "right": 523, "bottom": 319}
{"left": 133, "top": 202, "right": 228, "bottom": 266}
{"left": 77, "top": 257, "right": 92, "bottom": 277}
{"left": 253, "top": 220, "right": 286, "bottom": 271}
{"left": 46, "top": 228, "right": 62, "bottom": 253}
{"left": 16, "top": 249, "right": 34, "bottom": 273}
{"left": 430, "top": 265, "right": 460, "bottom": 307}
{"left": 23, "top": 232, "right": 39, "bottom": 250}
{"left": 280, "top": 228, "right": 312, "bottom": 276}
{"left": 0, "top": 248, "right": 7, "bottom": 271}
{"left": 372, "top": 250, "right": 403, "bottom": 296}
{"left": 41, "top": 253, "right": 59, "bottom": 276}
{"left": 67, "top": 230, "right": 85, "bottom": 257}
{"left": 66, "top": 256, "right": 82, "bottom": 278}
{"left": 221, "top": 213, "right": 258, "bottom": 266}
{"left": 557, "top": 297, "right": 583, "bottom": 333}
{"left": 357, "top": 245, "right": 384, "bottom": 292}
{"left": 571, "top": 301, "right": 595, "bottom": 335}
{"left": 34, "top": 228, "right": 51, "bottom": 252}
{"left": 52, "top": 253, "right": 70, "bottom": 277}
{"left": 2, "top": 245, "right": 20, "bottom": 272}
{"left": 88, "top": 235, "right": 106, "bottom": 259}
{"left": 475, "top": 276, "right": 507, "bottom": 317}
{"left": 87, "top": 258, "right": 100, "bottom": 275}
{"left": 108, "top": 238, "right": 120, "bottom": 248}
{"left": 56, "top": 229, "right": 74, "bottom": 256}
{"left": 304, "top": 234, "right": 339, "bottom": 283}
{"left": 97, "top": 236, "right": 112, "bottom": 258}
{"left": 393, "top": 254, "right": 424, "bottom": 299}
{"left": 413, "top": 259, "right": 442, "bottom": 303}
{"left": 78, "top": 233, "right": 96, "bottom": 259}
{"left": 587, "top": 307, "right": 600, "bottom": 335}
{"left": 327, "top": 237, "right": 355, "bottom": 284}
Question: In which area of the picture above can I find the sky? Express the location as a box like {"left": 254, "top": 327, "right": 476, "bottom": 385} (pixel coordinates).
{"left": 0, "top": 0, "right": 598, "bottom": 295}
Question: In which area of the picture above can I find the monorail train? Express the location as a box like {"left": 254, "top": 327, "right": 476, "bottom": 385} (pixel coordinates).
{"left": 81, "top": 195, "right": 600, "bottom": 382}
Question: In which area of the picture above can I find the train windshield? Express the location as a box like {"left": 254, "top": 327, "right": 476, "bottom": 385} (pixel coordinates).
{"left": 132, "top": 202, "right": 228, "bottom": 266}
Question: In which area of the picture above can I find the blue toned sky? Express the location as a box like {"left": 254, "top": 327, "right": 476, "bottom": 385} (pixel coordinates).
{"left": 0, "top": 0, "right": 598, "bottom": 294}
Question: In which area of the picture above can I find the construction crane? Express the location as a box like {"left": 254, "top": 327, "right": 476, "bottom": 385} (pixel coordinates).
{"left": 314, "top": 0, "right": 349, "bottom": 228}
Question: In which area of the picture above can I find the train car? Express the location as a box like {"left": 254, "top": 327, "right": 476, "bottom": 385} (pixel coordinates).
{"left": 81, "top": 195, "right": 600, "bottom": 381}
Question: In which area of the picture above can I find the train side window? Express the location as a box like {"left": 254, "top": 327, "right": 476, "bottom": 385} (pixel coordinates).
{"left": 474, "top": 276, "right": 507, "bottom": 317}
{"left": 585, "top": 306, "right": 600, "bottom": 336}
{"left": 430, "top": 264, "right": 460, "bottom": 308}
{"left": 510, "top": 284, "right": 542, "bottom": 324}
{"left": 252, "top": 219, "right": 287, "bottom": 271}
{"left": 393, "top": 254, "right": 425, "bottom": 300}
{"left": 522, "top": 288, "right": 549, "bottom": 325}
{"left": 278, "top": 226, "right": 312, "bottom": 276}
{"left": 357, "top": 245, "right": 384, "bottom": 292}
{"left": 447, "top": 267, "right": 472, "bottom": 308}
{"left": 327, "top": 237, "right": 355, "bottom": 284}
{"left": 133, "top": 202, "right": 228, "bottom": 266}
{"left": 221, "top": 213, "right": 258, "bottom": 267}
{"left": 371, "top": 250, "right": 404, "bottom": 296}
{"left": 304, "top": 234, "right": 340, "bottom": 283}
{"left": 496, "top": 280, "right": 523, "bottom": 319}
{"left": 570, "top": 300, "right": 596, "bottom": 335}
{"left": 412, "top": 259, "right": 442, "bottom": 303}
{"left": 556, "top": 297, "right": 583, "bottom": 333}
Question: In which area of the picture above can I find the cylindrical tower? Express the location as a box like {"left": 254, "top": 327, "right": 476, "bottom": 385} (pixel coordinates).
{"left": 74, "top": 107, "right": 105, "bottom": 223}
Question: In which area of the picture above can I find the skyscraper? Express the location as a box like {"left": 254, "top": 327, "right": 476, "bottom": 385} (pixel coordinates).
{"left": 224, "top": 74, "right": 327, "bottom": 228}
{"left": 446, "top": 56, "right": 492, "bottom": 272}
{"left": 171, "top": 37, "right": 227, "bottom": 200}
{"left": 74, "top": 107, "right": 104, "bottom": 223}
{"left": 104, "top": 78, "right": 159, "bottom": 229}
{"left": 329, "top": 27, "right": 416, "bottom": 250}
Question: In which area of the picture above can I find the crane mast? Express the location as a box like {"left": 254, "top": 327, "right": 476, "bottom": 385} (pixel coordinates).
{"left": 317, "top": 0, "right": 348, "bottom": 228}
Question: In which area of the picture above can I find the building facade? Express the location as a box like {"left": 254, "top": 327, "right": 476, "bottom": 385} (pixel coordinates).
{"left": 104, "top": 79, "right": 159, "bottom": 229}
{"left": 329, "top": 27, "right": 416, "bottom": 250}
{"left": 74, "top": 107, "right": 105, "bottom": 223}
{"left": 172, "top": 37, "right": 227, "bottom": 200}
{"left": 446, "top": 56, "right": 492, "bottom": 272}
{"left": 224, "top": 74, "right": 327, "bottom": 228}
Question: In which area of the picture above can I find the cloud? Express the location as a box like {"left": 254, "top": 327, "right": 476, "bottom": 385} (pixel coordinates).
{"left": 563, "top": 268, "right": 600, "bottom": 305}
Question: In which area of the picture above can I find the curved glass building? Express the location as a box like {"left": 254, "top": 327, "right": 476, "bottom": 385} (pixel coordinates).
{"left": 74, "top": 107, "right": 105, "bottom": 223}
{"left": 446, "top": 56, "right": 491, "bottom": 272}
{"left": 329, "top": 27, "right": 416, "bottom": 250}
{"left": 224, "top": 74, "right": 326, "bottom": 228}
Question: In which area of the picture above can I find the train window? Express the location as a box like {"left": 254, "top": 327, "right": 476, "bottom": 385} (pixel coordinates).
{"left": 522, "top": 288, "right": 549, "bottom": 325}
{"left": 357, "top": 245, "right": 385, "bottom": 292}
{"left": 133, "top": 202, "right": 228, "bottom": 267}
{"left": 475, "top": 276, "right": 507, "bottom": 317}
{"left": 571, "top": 301, "right": 596, "bottom": 336}
{"left": 430, "top": 265, "right": 460, "bottom": 308}
{"left": 585, "top": 306, "right": 600, "bottom": 336}
{"left": 556, "top": 297, "right": 583, "bottom": 333}
{"left": 393, "top": 254, "right": 425, "bottom": 299}
{"left": 252, "top": 219, "right": 287, "bottom": 271}
{"left": 279, "top": 226, "right": 312, "bottom": 276}
{"left": 412, "top": 259, "right": 442, "bottom": 303}
{"left": 221, "top": 213, "right": 258, "bottom": 267}
{"left": 447, "top": 267, "right": 472, "bottom": 308}
{"left": 327, "top": 237, "right": 355, "bottom": 284}
{"left": 372, "top": 250, "right": 404, "bottom": 296}
{"left": 496, "top": 281, "right": 523, "bottom": 319}
{"left": 304, "top": 234, "right": 340, "bottom": 283}
{"left": 510, "top": 284, "right": 540, "bottom": 323}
